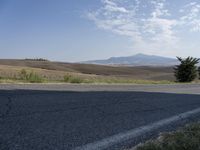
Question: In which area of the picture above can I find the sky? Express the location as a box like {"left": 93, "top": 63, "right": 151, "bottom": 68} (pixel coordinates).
{"left": 0, "top": 0, "right": 200, "bottom": 62}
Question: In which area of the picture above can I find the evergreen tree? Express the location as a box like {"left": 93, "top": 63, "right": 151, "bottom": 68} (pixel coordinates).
{"left": 198, "top": 66, "right": 200, "bottom": 80}
{"left": 174, "top": 57, "right": 199, "bottom": 82}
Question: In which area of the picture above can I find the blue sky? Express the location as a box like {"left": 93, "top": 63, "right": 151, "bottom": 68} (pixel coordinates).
{"left": 0, "top": 0, "right": 200, "bottom": 62}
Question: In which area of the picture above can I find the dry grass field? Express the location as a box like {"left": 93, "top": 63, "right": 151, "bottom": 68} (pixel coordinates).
{"left": 0, "top": 59, "right": 175, "bottom": 83}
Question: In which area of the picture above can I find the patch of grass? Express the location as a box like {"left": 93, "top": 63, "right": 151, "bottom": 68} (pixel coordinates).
{"left": 26, "top": 72, "right": 44, "bottom": 83}
{"left": 70, "top": 77, "right": 83, "bottom": 83}
{"left": 19, "top": 69, "right": 44, "bottom": 83}
{"left": 63, "top": 74, "right": 72, "bottom": 82}
{"left": 134, "top": 122, "right": 200, "bottom": 150}
{"left": 63, "top": 74, "right": 173, "bottom": 84}
{"left": 63, "top": 74, "right": 84, "bottom": 83}
{"left": 20, "top": 69, "right": 27, "bottom": 80}
{"left": 85, "top": 78, "right": 173, "bottom": 84}
{"left": 0, "top": 79, "right": 20, "bottom": 83}
{"left": 0, "top": 76, "right": 19, "bottom": 83}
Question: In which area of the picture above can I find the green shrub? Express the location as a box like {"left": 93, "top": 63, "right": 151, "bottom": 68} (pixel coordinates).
{"left": 19, "top": 69, "right": 43, "bottom": 83}
{"left": 27, "top": 72, "right": 43, "bottom": 83}
{"left": 174, "top": 57, "right": 199, "bottom": 82}
{"left": 63, "top": 74, "right": 83, "bottom": 83}
{"left": 69, "top": 77, "right": 83, "bottom": 83}
{"left": 20, "top": 69, "right": 28, "bottom": 80}
{"left": 64, "top": 74, "right": 72, "bottom": 82}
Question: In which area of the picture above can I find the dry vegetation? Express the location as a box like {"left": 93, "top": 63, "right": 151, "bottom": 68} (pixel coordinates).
{"left": 133, "top": 122, "right": 200, "bottom": 150}
{"left": 0, "top": 59, "right": 175, "bottom": 83}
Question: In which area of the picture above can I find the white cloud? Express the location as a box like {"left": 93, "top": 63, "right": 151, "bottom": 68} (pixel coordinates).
{"left": 103, "top": 0, "right": 129, "bottom": 13}
{"left": 87, "top": 0, "right": 141, "bottom": 42}
{"left": 179, "top": 1, "right": 200, "bottom": 31}
{"left": 150, "top": 0, "right": 170, "bottom": 18}
{"left": 87, "top": 0, "right": 200, "bottom": 56}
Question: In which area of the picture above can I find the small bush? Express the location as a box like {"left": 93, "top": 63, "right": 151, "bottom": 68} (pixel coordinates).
{"left": 19, "top": 69, "right": 43, "bottom": 83}
{"left": 63, "top": 74, "right": 83, "bottom": 83}
{"left": 69, "top": 77, "right": 83, "bottom": 83}
{"left": 64, "top": 74, "right": 72, "bottom": 82}
{"left": 20, "top": 69, "right": 28, "bottom": 80}
{"left": 27, "top": 72, "right": 43, "bottom": 83}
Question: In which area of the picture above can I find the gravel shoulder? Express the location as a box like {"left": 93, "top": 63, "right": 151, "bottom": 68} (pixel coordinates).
{"left": 0, "top": 83, "right": 200, "bottom": 94}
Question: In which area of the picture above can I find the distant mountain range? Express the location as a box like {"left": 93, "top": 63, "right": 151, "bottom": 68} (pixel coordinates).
{"left": 82, "top": 53, "right": 179, "bottom": 66}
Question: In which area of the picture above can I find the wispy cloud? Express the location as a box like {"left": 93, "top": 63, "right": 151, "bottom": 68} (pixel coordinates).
{"left": 180, "top": 2, "right": 200, "bottom": 31}
{"left": 103, "top": 0, "right": 129, "bottom": 13}
{"left": 87, "top": 0, "right": 139, "bottom": 40}
{"left": 87, "top": 0, "right": 200, "bottom": 56}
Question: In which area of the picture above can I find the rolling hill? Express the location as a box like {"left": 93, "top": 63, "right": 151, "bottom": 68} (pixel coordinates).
{"left": 0, "top": 59, "right": 175, "bottom": 81}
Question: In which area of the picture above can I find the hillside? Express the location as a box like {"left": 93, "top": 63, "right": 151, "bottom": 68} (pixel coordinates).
{"left": 0, "top": 59, "right": 175, "bottom": 81}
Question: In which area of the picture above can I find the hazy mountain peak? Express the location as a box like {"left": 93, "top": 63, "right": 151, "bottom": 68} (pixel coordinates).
{"left": 82, "top": 53, "right": 178, "bottom": 66}
{"left": 134, "top": 53, "right": 148, "bottom": 57}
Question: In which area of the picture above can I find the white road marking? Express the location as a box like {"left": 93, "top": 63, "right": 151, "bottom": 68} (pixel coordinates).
{"left": 74, "top": 107, "right": 200, "bottom": 150}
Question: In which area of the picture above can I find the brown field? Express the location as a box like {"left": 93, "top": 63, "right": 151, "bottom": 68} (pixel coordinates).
{"left": 0, "top": 59, "right": 175, "bottom": 83}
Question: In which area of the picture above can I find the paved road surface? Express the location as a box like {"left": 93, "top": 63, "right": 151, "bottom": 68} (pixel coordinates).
{"left": 0, "top": 84, "right": 200, "bottom": 150}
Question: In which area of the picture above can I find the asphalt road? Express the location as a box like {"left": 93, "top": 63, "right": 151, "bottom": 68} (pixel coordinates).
{"left": 1, "top": 84, "right": 200, "bottom": 150}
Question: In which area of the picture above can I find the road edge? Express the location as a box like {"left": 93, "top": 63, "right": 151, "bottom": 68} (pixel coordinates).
{"left": 74, "top": 107, "right": 200, "bottom": 150}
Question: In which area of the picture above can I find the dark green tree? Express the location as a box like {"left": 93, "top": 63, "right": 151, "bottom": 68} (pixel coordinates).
{"left": 198, "top": 66, "right": 200, "bottom": 80}
{"left": 174, "top": 57, "right": 200, "bottom": 82}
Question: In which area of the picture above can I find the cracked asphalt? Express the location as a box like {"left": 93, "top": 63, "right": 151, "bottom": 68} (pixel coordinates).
{"left": 0, "top": 84, "right": 200, "bottom": 150}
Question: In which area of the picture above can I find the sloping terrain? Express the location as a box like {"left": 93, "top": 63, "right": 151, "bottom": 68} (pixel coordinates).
{"left": 0, "top": 59, "right": 175, "bottom": 81}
